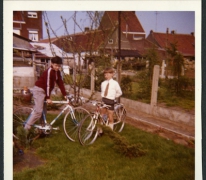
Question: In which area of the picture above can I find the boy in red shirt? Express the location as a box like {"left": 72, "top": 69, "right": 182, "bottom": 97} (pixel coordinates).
{"left": 24, "top": 56, "right": 67, "bottom": 130}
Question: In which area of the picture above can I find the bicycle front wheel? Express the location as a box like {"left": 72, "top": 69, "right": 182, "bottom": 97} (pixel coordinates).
{"left": 78, "top": 115, "right": 99, "bottom": 146}
{"left": 13, "top": 107, "right": 33, "bottom": 147}
{"left": 113, "top": 104, "right": 126, "bottom": 132}
{"left": 63, "top": 107, "right": 90, "bottom": 142}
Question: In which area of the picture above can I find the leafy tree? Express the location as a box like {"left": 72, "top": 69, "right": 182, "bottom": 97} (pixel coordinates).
{"left": 166, "top": 42, "right": 184, "bottom": 79}
{"left": 144, "top": 47, "right": 161, "bottom": 81}
{"left": 134, "top": 47, "right": 160, "bottom": 101}
{"left": 166, "top": 42, "right": 185, "bottom": 95}
{"left": 120, "top": 76, "right": 132, "bottom": 97}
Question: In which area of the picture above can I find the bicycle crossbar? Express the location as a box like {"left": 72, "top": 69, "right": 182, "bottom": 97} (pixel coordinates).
{"left": 52, "top": 101, "right": 69, "bottom": 104}
{"left": 44, "top": 100, "right": 69, "bottom": 104}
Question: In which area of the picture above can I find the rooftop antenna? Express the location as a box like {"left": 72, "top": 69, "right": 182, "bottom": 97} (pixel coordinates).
{"left": 155, "top": 11, "right": 159, "bottom": 32}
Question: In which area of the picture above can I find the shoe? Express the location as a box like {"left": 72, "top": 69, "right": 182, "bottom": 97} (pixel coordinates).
{"left": 98, "top": 132, "right": 104, "bottom": 137}
{"left": 97, "top": 127, "right": 104, "bottom": 137}
{"left": 18, "top": 149, "right": 24, "bottom": 155}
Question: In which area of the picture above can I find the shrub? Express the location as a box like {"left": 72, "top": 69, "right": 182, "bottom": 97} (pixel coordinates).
{"left": 135, "top": 70, "right": 151, "bottom": 101}
{"left": 120, "top": 76, "right": 132, "bottom": 97}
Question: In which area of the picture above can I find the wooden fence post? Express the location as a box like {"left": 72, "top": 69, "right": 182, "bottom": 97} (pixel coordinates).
{"left": 151, "top": 65, "right": 160, "bottom": 107}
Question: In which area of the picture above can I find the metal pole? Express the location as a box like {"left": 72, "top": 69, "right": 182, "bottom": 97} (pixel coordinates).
{"left": 117, "top": 11, "right": 121, "bottom": 103}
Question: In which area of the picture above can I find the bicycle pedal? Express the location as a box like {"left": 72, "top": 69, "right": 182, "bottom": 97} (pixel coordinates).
{"left": 53, "top": 127, "right": 60, "bottom": 130}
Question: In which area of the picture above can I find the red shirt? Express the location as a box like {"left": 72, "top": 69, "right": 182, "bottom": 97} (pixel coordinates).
{"left": 35, "top": 67, "right": 66, "bottom": 99}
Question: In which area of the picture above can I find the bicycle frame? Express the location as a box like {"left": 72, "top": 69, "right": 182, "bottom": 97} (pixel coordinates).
{"left": 91, "top": 102, "right": 110, "bottom": 124}
{"left": 30, "top": 101, "right": 76, "bottom": 134}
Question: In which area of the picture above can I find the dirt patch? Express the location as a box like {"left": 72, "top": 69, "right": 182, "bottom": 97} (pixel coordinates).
{"left": 13, "top": 148, "right": 46, "bottom": 172}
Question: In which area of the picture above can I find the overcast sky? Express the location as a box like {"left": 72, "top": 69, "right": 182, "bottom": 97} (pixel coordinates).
{"left": 42, "top": 11, "right": 195, "bottom": 39}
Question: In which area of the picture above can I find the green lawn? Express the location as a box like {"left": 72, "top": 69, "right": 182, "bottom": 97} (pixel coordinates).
{"left": 14, "top": 114, "right": 194, "bottom": 180}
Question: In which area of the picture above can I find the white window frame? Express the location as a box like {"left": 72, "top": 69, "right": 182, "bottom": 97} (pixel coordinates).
{"left": 13, "top": 29, "right": 20, "bottom": 35}
{"left": 29, "top": 30, "right": 38, "bottom": 41}
{"left": 28, "top": 12, "right": 38, "bottom": 18}
{"left": 133, "top": 34, "right": 143, "bottom": 40}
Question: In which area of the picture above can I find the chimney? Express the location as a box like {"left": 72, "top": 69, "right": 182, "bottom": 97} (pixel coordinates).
{"left": 191, "top": 32, "right": 194, "bottom": 36}
{"left": 166, "top": 28, "right": 169, "bottom": 34}
{"left": 171, "top": 30, "right": 176, "bottom": 34}
{"left": 150, "top": 30, "right": 153, "bottom": 34}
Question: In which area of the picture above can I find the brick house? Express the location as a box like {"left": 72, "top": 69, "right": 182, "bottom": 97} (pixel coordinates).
{"left": 13, "top": 11, "right": 43, "bottom": 42}
{"left": 146, "top": 29, "right": 195, "bottom": 78}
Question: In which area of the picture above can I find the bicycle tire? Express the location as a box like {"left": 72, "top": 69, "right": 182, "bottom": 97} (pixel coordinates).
{"left": 113, "top": 104, "right": 126, "bottom": 132}
{"left": 78, "top": 115, "right": 99, "bottom": 146}
{"left": 13, "top": 107, "right": 33, "bottom": 147}
{"left": 63, "top": 107, "right": 91, "bottom": 142}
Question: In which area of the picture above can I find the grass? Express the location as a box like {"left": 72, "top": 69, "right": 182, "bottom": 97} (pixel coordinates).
{"left": 13, "top": 114, "right": 194, "bottom": 180}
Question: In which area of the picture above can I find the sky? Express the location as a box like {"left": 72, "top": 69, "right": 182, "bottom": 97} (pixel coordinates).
{"left": 42, "top": 11, "right": 195, "bottom": 39}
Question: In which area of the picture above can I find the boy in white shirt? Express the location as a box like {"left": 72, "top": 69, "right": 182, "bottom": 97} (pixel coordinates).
{"left": 101, "top": 67, "right": 122, "bottom": 130}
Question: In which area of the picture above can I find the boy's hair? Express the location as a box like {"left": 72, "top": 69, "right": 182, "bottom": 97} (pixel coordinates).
{"left": 104, "top": 67, "right": 115, "bottom": 74}
{"left": 51, "top": 56, "right": 62, "bottom": 64}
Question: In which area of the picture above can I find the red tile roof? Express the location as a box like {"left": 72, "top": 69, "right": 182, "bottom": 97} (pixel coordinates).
{"left": 147, "top": 32, "right": 195, "bottom": 57}
{"left": 39, "top": 37, "right": 58, "bottom": 43}
{"left": 99, "top": 11, "right": 145, "bottom": 33}
{"left": 51, "top": 30, "right": 108, "bottom": 52}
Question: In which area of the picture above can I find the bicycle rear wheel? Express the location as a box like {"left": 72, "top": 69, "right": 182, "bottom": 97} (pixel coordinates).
{"left": 78, "top": 115, "right": 99, "bottom": 146}
{"left": 63, "top": 107, "right": 90, "bottom": 142}
{"left": 13, "top": 107, "right": 33, "bottom": 147}
{"left": 113, "top": 104, "right": 126, "bottom": 132}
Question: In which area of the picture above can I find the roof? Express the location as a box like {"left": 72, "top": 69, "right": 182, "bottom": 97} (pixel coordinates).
{"left": 39, "top": 37, "right": 58, "bottom": 43}
{"left": 51, "top": 30, "right": 107, "bottom": 53}
{"left": 30, "top": 42, "right": 73, "bottom": 58}
{"left": 147, "top": 31, "right": 195, "bottom": 57}
{"left": 99, "top": 11, "right": 145, "bottom": 34}
{"left": 13, "top": 33, "right": 35, "bottom": 52}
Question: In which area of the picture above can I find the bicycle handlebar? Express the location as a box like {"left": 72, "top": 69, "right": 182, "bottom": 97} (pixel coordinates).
{"left": 90, "top": 100, "right": 111, "bottom": 108}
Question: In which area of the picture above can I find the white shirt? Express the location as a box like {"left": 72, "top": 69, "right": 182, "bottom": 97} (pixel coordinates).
{"left": 101, "top": 78, "right": 122, "bottom": 100}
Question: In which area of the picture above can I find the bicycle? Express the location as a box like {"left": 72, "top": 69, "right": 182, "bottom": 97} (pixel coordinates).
{"left": 13, "top": 99, "right": 91, "bottom": 147}
{"left": 78, "top": 100, "right": 127, "bottom": 146}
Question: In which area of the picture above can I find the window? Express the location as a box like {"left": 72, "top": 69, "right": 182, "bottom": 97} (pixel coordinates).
{"left": 108, "top": 39, "right": 113, "bottom": 44}
{"left": 13, "top": 29, "right": 20, "bottom": 35}
{"left": 29, "top": 30, "right": 38, "bottom": 41}
{"left": 133, "top": 34, "right": 143, "bottom": 40}
{"left": 28, "top": 12, "right": 37, "bottom": 18}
